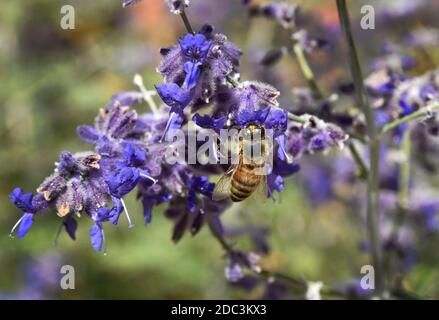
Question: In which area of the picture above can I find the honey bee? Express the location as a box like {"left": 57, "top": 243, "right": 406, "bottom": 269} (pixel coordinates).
{"left": 213, "top": 124, "right": 272, "bottom": 202}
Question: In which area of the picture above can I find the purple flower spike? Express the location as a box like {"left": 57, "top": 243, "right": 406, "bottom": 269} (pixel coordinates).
{"left": 155, "top": 83, "right": 193, "bottom": 114}
{"left": 178, "top": 33, "right": 212, "bottom": 62}
{"left": 192, "top": 113, "right": 226, "bottom": 133}
{"left": 234, "top": 107, "right": 271, "bottom": 127}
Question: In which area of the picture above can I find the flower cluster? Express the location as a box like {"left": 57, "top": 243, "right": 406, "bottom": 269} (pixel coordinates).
{"left": 9, "top": 1, "right": 348, "bottom": 258}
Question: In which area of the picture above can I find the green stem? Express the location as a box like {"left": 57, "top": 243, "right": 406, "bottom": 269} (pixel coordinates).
{"left": 398, "top": 129, "right": 411, "bottom": 210}
{"left": 292, "top": 42, "right": 323, "bottom": 99}
{"left": 206, "top": 218, "right": 344, "bottom": 296}
{"left": 336, "top": 0, "right": 384, "bottom": 294}
{"left": 348, "top": 142, "right": 368, "bottom": 180}
{"left": 180, "top": 8, "right": 194, "bottom": 34}
{"left": 287, "top": 112, "right": 306, "bottom": 124}
{"left": 381, "top": 103, "right": 439, "bottom": 134}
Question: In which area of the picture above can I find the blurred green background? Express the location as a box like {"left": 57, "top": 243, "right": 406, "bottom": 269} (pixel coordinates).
{"left": 0, "top": 0, "right": 438, "bottom": 299}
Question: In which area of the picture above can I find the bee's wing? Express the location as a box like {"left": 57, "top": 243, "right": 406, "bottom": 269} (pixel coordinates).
{"left": 212, "top": 166, "right": 236, "bottom": 201}
{"left": 253, "top": 174, "right": 269, "bottom": 203}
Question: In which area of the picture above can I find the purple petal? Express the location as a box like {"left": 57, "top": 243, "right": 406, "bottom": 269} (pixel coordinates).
{"left": 9, "top": 188, "right": 35, "bottom": 213}
{"left": 63, "top": 216, "right": 78, "bottom": 240}
{"left": 17, "top": 213, "right": 34, "bottom": 238}
{"left": 234, "top": 107, "right": 271, "bottom": 127}
{"left": 183, "top": 61, "right": 201, "bottom": 89}
{"left": 155, "top": 83, "right": 193, "bottom": 113}
{"left": 192, "top": 113, "right": 226, "bottom": 133}
{"left": 76, "top": 125, "right": 100, "bottom": 144}
{"left": 89, "top": 223, "right": 103, "bottom": 252}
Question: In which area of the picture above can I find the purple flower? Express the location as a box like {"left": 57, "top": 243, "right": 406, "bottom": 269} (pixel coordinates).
{"left": 94, "top": 197, "right": 124, "bottom": 225}
{"left": 267, "top": 160, "right": 300, "bottom": 198}
{"left": 225, "top": 261, "right": 244, "bottom": 283}
{"left": 309, "top": 134, "right": 329, "bottom": 152}
{"left": 63, "top": 216, "right": 78, "bottom": 240}
{"left": 76, "top": 125, "right": 100, "bottom": 144}
{"left": 89, "top": 222, "right": 104, "bottom": 252}
{"left": 9, "top": 188, "right": 39, "bottom": 238}
{"left": 419, "top": 202, "right": 439, "bottom": 232}
{"left": 224, "top": 251, "right": 261, "bottom": 283}
{"left": 187, "top": 176, "right": 215, "bottom": 212}
{"left": 106, "top": 91, "right": 144, "bottom": 108}
{"left": 267, "top": 175, "right": 284, "bottom": 198}
{"left": 120, "top": 143, "right": 146, "bottom": 168}
{"left": 192, "top": 113, "right": 226, "bottom": 133}
{"left": 265, "top": 109, "right": 288, "bottom": 137}
{"left": 272, "top": 159, "right": 300, "bottom": 177}
{"left": 183, "top": 61, "right": 201, "bottom": 89}
{"left": 155, "top": 83, "right": 193, "bottom": 114}
{"left": 158, "top": 30, "right": 242, "bottom": 106}
{"left": 232, "top": 81, "right": 280, "bottom": 114}
{"left": 103, "top": 106, "right": 139, "bottom": 140}
{"left": 234, "top": 107, "right": 271, "bottom": 127}
{"left": 142, "top": 193, "right": 172, "bottom": 224}
{"left": 10, "top": 188, "right": 36, "bottom": 213}
{"left": 105, "top": 167, "right": 140, "bottom": 198}
{"left": 178, "top": 33, "right": 212, "bottom": 62}
{"left": 16, "top": 213, "right": 34, "bottom": 238}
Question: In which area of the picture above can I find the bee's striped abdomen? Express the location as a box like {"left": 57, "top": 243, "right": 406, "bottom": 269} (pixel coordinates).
{"left": 230, "top": 164, "right": 261, "bottom": 202}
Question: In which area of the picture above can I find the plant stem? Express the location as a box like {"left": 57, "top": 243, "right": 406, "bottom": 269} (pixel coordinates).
{"left": 180, "top": 8, "right": 194, "bottom": 34}
{"left": 348, "top": 142, "right": 368, "bottom": 180}
{"left": 206, "top": 218, "right": 339, "bottom": 295}
{"left": 398, "top": 129, "right": 411, "bottom": 210}
{"left": 336, "top": 0, "right": 384, "bottom": 294}
{"left": 381, "top": 103, "right": 439, "bottom": 134}
{"left": 287, "top": 112, "right": 306, "bottom": 124}
{"left": 292, "top": 41, "right": 323, "bottom": 99}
